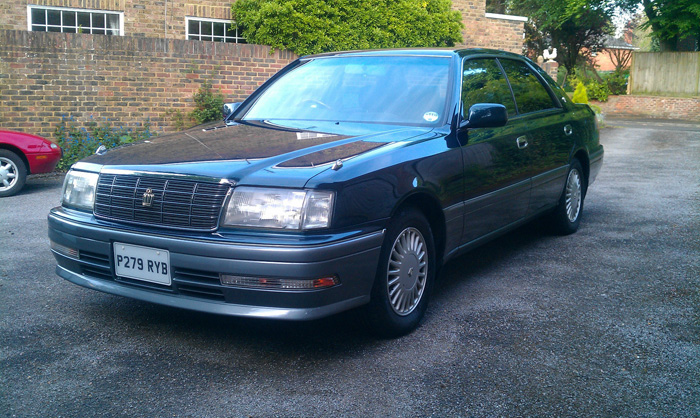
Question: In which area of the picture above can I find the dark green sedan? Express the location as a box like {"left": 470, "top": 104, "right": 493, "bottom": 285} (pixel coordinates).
{"left": 49, "top": 49, "right": 603, "bottom": 337}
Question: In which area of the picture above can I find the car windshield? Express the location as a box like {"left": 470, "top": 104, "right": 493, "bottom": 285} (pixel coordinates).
{"left": 243, "top": 55, "right": 451, "bottom": 126}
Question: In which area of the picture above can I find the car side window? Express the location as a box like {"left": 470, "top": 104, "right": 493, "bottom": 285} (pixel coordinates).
{"left": 498, "top": 59, "right": 557, "bottom": 114}
{"left": 461, "top": 58, "right": 517, "bottom": 118}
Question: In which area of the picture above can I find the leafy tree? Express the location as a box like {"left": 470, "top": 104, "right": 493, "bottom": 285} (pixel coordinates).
{"left": 509, "top": 0, "right": 613, "bottom": 72}
{"left": 616, "top": 0, "right": 700, "bottom": 51}
{"left": 231, "top": 0, "right": 463, "bottom": 56}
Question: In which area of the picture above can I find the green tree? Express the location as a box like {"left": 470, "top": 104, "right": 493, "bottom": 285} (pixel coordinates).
{"left": 617, "top": 0, "right": 700, "bottom": 51}
{"left": 231, "top": 0, "right": 463, "bottom": 56}
{"left": 509, "top": 0, "right": 613, "bottom": 72}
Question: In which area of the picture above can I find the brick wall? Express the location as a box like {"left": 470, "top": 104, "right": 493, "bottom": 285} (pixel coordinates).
{"left": 451, "top": 0, "right": 526, "bottom": 53}
{"left": 593, "top": 95, "right": 700, "bottom": 122}
{"left": 0, "top": 30, "right": 296, "bottom": 138}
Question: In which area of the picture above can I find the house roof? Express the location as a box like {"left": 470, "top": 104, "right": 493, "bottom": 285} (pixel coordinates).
{"left": 603, "top": 36, "right": 639, "bottom": 50}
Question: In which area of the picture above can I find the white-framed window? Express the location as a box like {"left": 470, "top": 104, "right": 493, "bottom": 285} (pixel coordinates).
{"left": 27, "top": 5, "right": 124, "bottom": 35}
{"left": 186, "top": 17, "right": 246, "bottom": 44}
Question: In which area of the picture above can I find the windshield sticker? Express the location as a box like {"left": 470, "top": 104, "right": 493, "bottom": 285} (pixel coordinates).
{"left": 423, "top": 112, "right": 439, "bottom": 122}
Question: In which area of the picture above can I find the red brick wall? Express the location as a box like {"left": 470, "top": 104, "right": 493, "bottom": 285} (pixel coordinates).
{"left": 0, "top": 30, "right": 296, "bottom": 138}
{"left": 593, "top": 95, "right": 700, "bottom": 122}
{"left": 451, "top": 0, "right": 525, "bottom": 53}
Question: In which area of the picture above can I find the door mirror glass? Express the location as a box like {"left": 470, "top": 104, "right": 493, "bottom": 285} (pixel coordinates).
{"left": 223, "top": 102, "right": 242, "bottom": 120}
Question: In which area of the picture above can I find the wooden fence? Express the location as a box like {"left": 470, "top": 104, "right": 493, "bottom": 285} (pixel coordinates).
{"left": 629, "top": 52, "right": 700, "bottom": 96}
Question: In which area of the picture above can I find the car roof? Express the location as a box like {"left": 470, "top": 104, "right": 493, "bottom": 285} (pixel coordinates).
{"left": 302, "top": 48, "right": 525, "bottom": 60}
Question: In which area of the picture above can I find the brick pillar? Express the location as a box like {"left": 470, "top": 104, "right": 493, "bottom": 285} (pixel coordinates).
{"left": 543, "top": 61, "right": 559, "bottom": 82}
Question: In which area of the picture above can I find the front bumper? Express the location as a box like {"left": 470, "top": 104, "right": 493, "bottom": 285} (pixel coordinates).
{"left": 48, "top": 208, "right": 384, "bottom": 320}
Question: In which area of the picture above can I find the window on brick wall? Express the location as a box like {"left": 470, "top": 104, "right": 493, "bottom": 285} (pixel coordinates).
{"left": 186, "top": 17, "right": 246, "bottom": 43}
{"left": 27, "top": 6, "right": 123, "bottom": 35}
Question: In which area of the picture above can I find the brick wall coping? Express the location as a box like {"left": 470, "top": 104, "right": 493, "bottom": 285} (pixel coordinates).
{"left": 0, "top": 30, "right": 296, "bottom": 60}
{"left": 484, "top": 13, "right": 528, "bottom": 22}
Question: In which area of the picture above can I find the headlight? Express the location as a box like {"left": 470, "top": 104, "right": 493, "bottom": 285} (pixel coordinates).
{"left": 222, "top": 187, "right": 334, "bottom": 230}
{"left": 62, "top": 170, "right": 99, "bottom": 211}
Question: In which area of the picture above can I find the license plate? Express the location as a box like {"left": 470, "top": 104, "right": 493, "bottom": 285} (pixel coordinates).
{"left": 114, "top": 242, "right": 171, "bottom": 286}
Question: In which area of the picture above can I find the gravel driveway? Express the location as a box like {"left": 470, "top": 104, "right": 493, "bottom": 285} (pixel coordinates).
{"left": 1, "top": 119, "right": 698, "bottom": 417}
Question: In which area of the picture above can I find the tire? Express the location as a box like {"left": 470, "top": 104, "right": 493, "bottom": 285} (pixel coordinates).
{"left": 364, "top": 207, "right": 436, "bottom": 338}
{"left": 0, "top": 150, "right": 27, "bottom": 197}
{"left": 550, "top": 159, "right": 585, "bottom": 235}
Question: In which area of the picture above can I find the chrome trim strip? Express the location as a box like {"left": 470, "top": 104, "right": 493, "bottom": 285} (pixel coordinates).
{"left": 463, "top": 178, "right": 531, "bottom": 213}
{"left": 99, "top": 168, "right": 236, "bottom": 186}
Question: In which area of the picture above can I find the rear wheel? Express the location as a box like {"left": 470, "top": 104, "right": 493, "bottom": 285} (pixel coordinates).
{"left": 550, "top": 159, "right": 585, "bottom": 235}
{"left": 364, "top": 207, "right": 435, "bottom": 338}
{"left": 0, "top": 150, "right": 27, "bottom": 197}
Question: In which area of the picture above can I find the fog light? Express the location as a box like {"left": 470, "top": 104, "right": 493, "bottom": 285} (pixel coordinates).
{"left": 220, "top": 274, "right": 339, "bottom": 290}
{"left": 50, "top": 240, "right": 79, "bottom": 259}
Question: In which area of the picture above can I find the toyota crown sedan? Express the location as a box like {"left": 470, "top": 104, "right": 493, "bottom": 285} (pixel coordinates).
{"left": 49, "top": 49, "right": 603, "bottom": 337}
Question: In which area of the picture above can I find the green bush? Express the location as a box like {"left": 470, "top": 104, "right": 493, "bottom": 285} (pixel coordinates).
{"left": 190, "top": 80, "right": 224, "bottom": 124}
{"left": 572, "top": 82, "right": 588, "bottom": 104}
{"left": 585, "top": 79, "right": 612, "bottom": 102}
{"left": 232, "top": 0, "right": 464, "bottom": 56}
{"left": 54, "top": 117, "right": 153, "bottom": 171}
{"left": 604, "top": 69, "right": 628, "bottom": 95}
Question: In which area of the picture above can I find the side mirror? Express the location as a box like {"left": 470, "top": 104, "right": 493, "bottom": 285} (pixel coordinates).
{"left": 223, "top": 102, "right": 242, "bottom": 120}
{"left": 460, "top": 103, "right": 508, "bottom": 129}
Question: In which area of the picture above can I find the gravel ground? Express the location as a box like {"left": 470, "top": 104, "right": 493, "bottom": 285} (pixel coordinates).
{"left": 1, "top": 120, "right": 698, "bottom": 417}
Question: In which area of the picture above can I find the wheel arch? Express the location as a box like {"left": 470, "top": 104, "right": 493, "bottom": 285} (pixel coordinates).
{"left": 391, "top": 191, "right": 447, "bottom": 267}
{"left": 572, "top": 149, "right": 590, "bottom": 193}
{"left": 0, "top": 144, "right": 30, "bottom": 174}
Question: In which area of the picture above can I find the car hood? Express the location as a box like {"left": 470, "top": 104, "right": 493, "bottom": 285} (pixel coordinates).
{"left": 77, "top": 120, "right": 435, "bottom": 188}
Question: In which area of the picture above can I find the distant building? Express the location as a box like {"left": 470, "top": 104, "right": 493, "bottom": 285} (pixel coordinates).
{"left": 592, "top": 35, "right": 639, "bottom": 72}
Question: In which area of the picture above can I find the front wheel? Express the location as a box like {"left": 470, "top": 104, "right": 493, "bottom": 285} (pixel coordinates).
{"left": 550, "top": 159, "right": 585, "bottom": 235}
{"left": 364, "top": 207, "right": 436, "bottom": 338}
{"left": 0, "top": 150, "right": 27, "bottom": 197}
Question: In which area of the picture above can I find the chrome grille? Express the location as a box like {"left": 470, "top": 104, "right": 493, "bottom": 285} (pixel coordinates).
{"left": 94, "top": 173, "right": 230, "bottom": 231}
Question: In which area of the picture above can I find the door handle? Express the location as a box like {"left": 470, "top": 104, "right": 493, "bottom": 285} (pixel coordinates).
{"left": 564, "top": 124, "right": 573, "bottom": 136}
{"left": 516, "top": 136, "right": 528, "bottom": 149}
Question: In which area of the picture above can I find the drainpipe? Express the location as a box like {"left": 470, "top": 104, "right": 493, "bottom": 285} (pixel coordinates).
{"left": 164, "top": 0, "right": 168, "bottom": 38}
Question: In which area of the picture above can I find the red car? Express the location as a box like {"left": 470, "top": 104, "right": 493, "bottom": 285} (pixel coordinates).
{"left": 0, "top": 130, "right": 62, "bottom": 197}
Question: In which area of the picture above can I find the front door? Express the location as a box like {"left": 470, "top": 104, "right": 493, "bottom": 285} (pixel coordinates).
{"left": 458, "top": 58, "right": 531, "bottom": 244}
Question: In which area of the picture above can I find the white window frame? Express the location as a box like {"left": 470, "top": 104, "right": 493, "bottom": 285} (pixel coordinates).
{"left": 27, "top": 5, "right": 124, "bottom": 36}
{"left": 185, "top": 17, "right": 245, "bottom": 44}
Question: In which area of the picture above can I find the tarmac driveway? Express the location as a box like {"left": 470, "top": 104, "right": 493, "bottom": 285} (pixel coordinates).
{"left": 1, "top": 119, "right": 698, "bottom": 417}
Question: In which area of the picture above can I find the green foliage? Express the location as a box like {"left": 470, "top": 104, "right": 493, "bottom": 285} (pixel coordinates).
{"left": 189, "top": 80, "right": 224, "bottom": 125}
{"left": 572, "top": 82, "right": 588, "bottom": 104}
{"left": 232, "top": 0, "right": 463, "bottom": 56}
{"left": 603, "top": 69, "right": 628, "bottom": 95}
{"left": 54, "top": 116, "right": 153, "bottom": 171}
{"left": 166, "top": 109, "right": 192, "bottom": 131}
{"left": 585, "top": 79, "right": 611, "bottom": 102}
{"left": 614, "top": 0, "right": 700, "bottom": 51}
{"left": 509, "top": 0, "right": 612, "bottom": 71}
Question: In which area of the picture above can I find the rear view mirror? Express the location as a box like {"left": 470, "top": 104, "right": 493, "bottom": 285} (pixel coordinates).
{"left": 461, "top": 103, "right": 508, "bottom": 129}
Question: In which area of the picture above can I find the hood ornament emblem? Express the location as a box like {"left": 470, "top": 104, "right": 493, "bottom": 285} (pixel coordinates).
{"left": 142, "top": 188, "right": 155, "bottom": 207}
